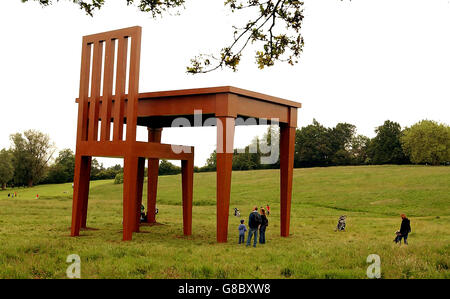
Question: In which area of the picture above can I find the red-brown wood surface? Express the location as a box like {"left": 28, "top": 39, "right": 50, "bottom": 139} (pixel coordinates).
{"left": 71, "top": 26, "right": 301, "bottom": 243}
{"left": 146, "top": 128, "right": 162, "bottom": 224}
{"left": 71, "top": 26, "right": 195, "bottom": 241}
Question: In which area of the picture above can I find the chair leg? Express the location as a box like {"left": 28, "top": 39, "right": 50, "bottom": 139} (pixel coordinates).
{"left": 181, "top": 158, "right": 194, "bottom": 236}
{"left": 216, "top": 116, "right": 235, "bottom": 243}
{"left": 135, "top": 157, "right": 145, "bottom": 232}
{"left": 146, "top": 127, "right": 162, "bottom": 224}
{"left": 71, "top": 155, "right": 91, "bottom": 236}
{"left": 123, "top": 156, "right": 140, "bottom": 241}
{"left": 280, "top": 124, "right": 295, "bottom": 237}
{"left": 146, "top": 158, "right": 159, "bottom": 223}
{"left": 80, "top": 156, "right": 92, "bottom": 228}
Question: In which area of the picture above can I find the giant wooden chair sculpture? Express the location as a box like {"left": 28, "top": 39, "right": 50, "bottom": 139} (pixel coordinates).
{"left": 70, "top": 26, "right": 194, "bottom": 241}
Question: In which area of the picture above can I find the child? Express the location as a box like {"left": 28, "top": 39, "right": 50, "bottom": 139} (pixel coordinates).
{"left": 335, "top": 215, "right": 346, "bottom": 232}
{"left": 393, "top": 230, "right": 402, "bottom": 243}
{"left": 140, "top": 204, "right": 147, "bottom": 223}
{"left": 238, "top": 219, "right": 247, "bottom": 244}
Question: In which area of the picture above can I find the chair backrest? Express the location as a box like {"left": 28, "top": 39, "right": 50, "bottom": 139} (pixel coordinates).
{"left": 76, "top": 26, "right": 142, "bottom": 144}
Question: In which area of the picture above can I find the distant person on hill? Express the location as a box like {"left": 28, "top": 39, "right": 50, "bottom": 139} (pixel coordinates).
{"left": 238, "top": 219, "right": 247, "bottom": 244}
{"left": 247, "top": 206, "right": 262, "bottom": 247}
{"left": 266, "top": 204, "right": 270, "bottom": 216}
{"left": 394, "top": 214, "right": 411, "bottom": 245}
{"left": 259, "top": 208, "right": 269, "bottom": 244}
{"left": 8, "top": 193, "right": 10, "bottom": 198}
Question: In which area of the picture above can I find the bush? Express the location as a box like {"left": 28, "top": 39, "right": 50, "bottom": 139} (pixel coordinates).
{"left": 114, "top": 173, "right": 123, "bottom": 184}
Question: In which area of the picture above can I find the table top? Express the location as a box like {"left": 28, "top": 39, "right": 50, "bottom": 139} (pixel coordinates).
{"left": 76, "top": 86, "right": 301, "bottom": 127}
{"left": 138, "top": 86, "right": 302, "bottom": 108}
{"left": 76, "top": 86, "right": 302, "bottom": 108}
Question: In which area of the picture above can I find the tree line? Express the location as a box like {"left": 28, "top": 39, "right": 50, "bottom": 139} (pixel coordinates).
{"left": 0, "top": 119, "right": 448, "bottom": 189}
{"left": 203, "top": 119, "right": 449, "bottom": 171}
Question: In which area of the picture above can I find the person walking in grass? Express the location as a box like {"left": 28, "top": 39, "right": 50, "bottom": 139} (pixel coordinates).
{"left": 259, "top": 208, "right": 269, "bottom": 244}
{"left": 238, "top": 219, "right": 247, "bottom": 244}
{"left": 247, "top": 206, "right": 262, "bottom": 247}
{"left": 395, "top": 214, "right": 411, "bottom": 245}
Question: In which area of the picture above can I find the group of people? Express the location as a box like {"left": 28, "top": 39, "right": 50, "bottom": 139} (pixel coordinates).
{"left": 334, "top": 214, "right": 412, "bottom": 245}
{"left": 7, "top": 192, "right": 17, "bottom": 198}
{"left": 238, "top": 205, "right": 269, "bottom": 247}
{"left": 394, "top": 214, "right": 411, "bottom": 245}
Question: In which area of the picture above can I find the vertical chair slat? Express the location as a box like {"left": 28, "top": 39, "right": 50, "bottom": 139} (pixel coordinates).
{"left": 100, "top": 38, "right": 116, "bottom": 141}
{"left": 112, "top": 36, "right": 128, "bottom": 141}
{"left": 77, "top": 40, "right": 92, "bottom": 142}
{"left": 125, "top": 29, "right": 142, "bottom": 143}
{"left": 88, "top": 41, "right": 104, "bottom": 142}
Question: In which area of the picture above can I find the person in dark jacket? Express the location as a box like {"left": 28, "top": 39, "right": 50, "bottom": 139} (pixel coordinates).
{"left": 246, "top": 206, "right": 261, "bottom": 247}
{"left": 259, "top": 208, "right": 268, "bottom": 244}
{"left": 395, "top": 214, "right": 411, "bottom": 245}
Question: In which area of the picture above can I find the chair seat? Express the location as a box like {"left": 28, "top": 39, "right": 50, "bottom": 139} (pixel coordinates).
{"left": 76, "top": 140, "right": 193, "bottom": 160}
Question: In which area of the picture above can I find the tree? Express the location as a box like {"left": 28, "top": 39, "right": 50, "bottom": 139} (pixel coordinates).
{"left": 188, "top": 0, "right": 305, "bottom": 73}
{"left": 22, "top": 0, "right": 306, "bottom": 73}
{"left": 294, "top": 119, "right": 332, "bottom": 167}
{"left": 204, "top": 150, "right": 217, "bottom": 171}
{"left": 329, "top": 123, "right": 356, "bottom": 165}
{"left": 158, "top": 159, "right": 181, "bottom": 175}
{"left": 0, "top": 149, "right": 14, "bottom": 190}
{"left": 401, "top": 120, "right": 450, "bottom": 165}
{"left": 10, "top": 130, "right": 55, "bottom": 187}
{"left": 89, "top": 158, "right": 104, "bottom": 180}
{"left": 45, "top": 149, "right": 75, "bottom": 183}
{"left": 367, "top": 120, "right": 408, "bottom": 165}
{"left": 349, "top": 134, "right": 370, "bottom": 165}
{"left": 94, "top": 164, "right": 123, "bottom": 180}
{"left": 233, "top": 144, "right": 260, "bottom": 171}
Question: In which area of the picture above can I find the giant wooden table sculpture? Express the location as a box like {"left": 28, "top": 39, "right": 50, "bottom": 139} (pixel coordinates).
{"left": 71, "top": 26, "right": 302, "bottom": 243}
{"left": 136, "top": 86, "right": 301, "bottom": 242}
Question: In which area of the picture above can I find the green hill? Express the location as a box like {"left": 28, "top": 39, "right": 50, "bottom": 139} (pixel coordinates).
{"left": 0, "top": 165, "right": 449, "bottom": 278}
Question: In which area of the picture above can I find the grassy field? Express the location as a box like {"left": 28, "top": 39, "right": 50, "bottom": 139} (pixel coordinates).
{"left": 0, "top": 165, "right": 449, "bottom": 279}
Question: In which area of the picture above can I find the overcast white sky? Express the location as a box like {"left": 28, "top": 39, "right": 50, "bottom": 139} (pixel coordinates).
{"left": 0, "top": 0, "right": 449, "bottom": 167}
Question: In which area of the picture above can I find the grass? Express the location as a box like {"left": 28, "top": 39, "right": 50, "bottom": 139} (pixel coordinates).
{"left": 0, "top": 165, "right": 449, "bottom": 279}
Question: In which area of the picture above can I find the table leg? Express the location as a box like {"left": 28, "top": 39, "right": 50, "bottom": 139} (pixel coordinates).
{"left": 182, "top": 158, "right": 194, "bottom": 235}
{"left": 280, "top": 123, "right": 295, "bottom": 237}
{"left": 216, "top": 116, "right": 235, "bottom": 243}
